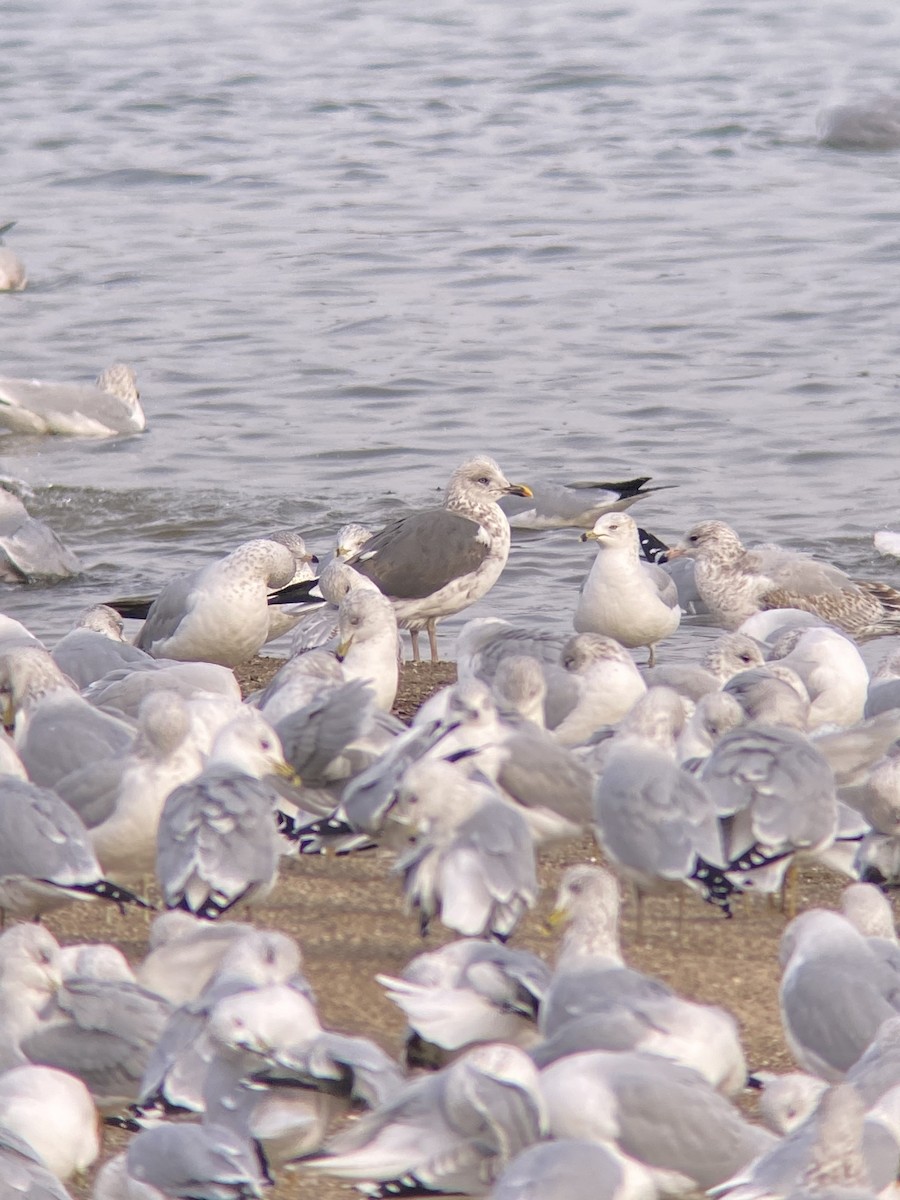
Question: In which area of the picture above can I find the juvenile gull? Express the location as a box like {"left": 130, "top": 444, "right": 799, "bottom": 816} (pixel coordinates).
{"left": 499, "top": 474, "right": 672, "bottom": 530}
{"left": 128, "top": 537, "right": 300, "bottom": 667}
{"left": 669, "top": 520, "right": 900, "bottom": 637}
{"left": 322, "top": 455, "right": 531, "bottom": 662}
{"left": 261, "top": 530, "right": 319, "bottom": 643}
{"left": 0, "top": 363, "right": 145, "bottom": 436}
{"left": 0, "top": 220, "right": 26, "bottom": 291}
{"left": 576, "top": 512, "right": 680, "bottom": 666}
{"left": 0, "top": 487, "right": 79, "bottom": 582}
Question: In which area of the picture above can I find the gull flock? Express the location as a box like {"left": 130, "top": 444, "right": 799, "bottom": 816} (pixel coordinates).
{"left": 0, "top": 409, "right": 898, "bottom": 1198}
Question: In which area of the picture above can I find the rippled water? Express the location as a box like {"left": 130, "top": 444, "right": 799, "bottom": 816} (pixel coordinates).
{"left": 2, "top": 0, "right": 900, "bottom": 660}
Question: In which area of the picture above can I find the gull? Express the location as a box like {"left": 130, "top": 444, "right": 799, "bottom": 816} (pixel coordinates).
{"left": 84, "top": 659, "right": 242, "bottom": 724}
{"left": 335, "top": 586, "right": 400, "bottom": 711}
{"left": 0, "top": 363, "right": 145, "bottom": 436}
{"left": 489, "top": 654, "right": 550, "bottom": 726}
{"left": 712, "top": 1083, "right": 888, "bottom": 1200}
{"left": 0, "top": 645, "right": 135, "bottom": 790}
{"left": 320, "top": 455, "right": 532, "bottom": 662}
{"left": 676, "top": 691, "right": 746, "bottom": 766}
{"left": 376, "top": 938, "right": 550, "bottom": 1058}
{"left": 456, "top": 617, "right": 575, "bottom": 727}
{"left": 202, "top": 981, "right": 404, "bottom": 1168}
{"left": 20, "top": 968, "right": 172, "bottom": 1115}
{"left": 155, "top": 709, "right": 294, "bottom": 918}
{"left": 0, "top": 220, "right": 26, "bottom": 291}
{"left": 0, "top": 1126, "right": 77, "bottom": 1200}
{"left": 0, "top": 775, "right": 152, "bottom": 921}
{"left": 0, "top": 487, "right": 79, "bottom": 582}
{"left": 488, "top": 1138, "right": 658, "bottom": 1200}
{"left": 128, "top": 538, "right": 301, "bottom": 667}
{"left": 552, "top": 633, "right": 647, "bottom": 745}
{"left": 499, "top": 474, "right": 673, "bottom": 530}
{"left": 592, "top": 689, "right": 735, "bottom": 917}
{"left": 124, "top": 1123, "right": 268, "bottom": 1199}
{"left": 536, "top": 865, "right": 746, "bottom": 1095}
{"left": 778, "top": 909, "right": 900, "bottom": 1079}
{"left": 576, "top": 512, "right": 680, "bottom": 666}
{"left": 279, "top": 523, "right": 376, "bottom": 655}
{"left": 723, "top": 666, "right": 812, "bottom": 730}
{"left": 539, "top": 1050, "right": 774, "bottom": 1194}
{"left": 839, "top": 882, "right": 897, "bottom": 941}
{"left": 259, "top": 529, "right": 318, "bottom": 643}
{"left": 52, "top": 605, "right": 153, "bottom": 688}
{"left": 0, "top": 1064, "right": 99, "bottom": 1181}
{"left": 304, "top": 1042, "right": 547, "bottom": 1195}
{"left": 819, "top": 94, "right": 900, "bottom": 150}
{"left": 701, "top": 725, "right": 838, "bottom": 901}
{"left": 768, "top": 626, "right": 869, "bottom": 730}
{"left": 135, "top": 911, "right": 258, "bottom": 1006}
{"left": 668, "top": 520, "right": 900, "bottom": 637}
{"left": 81, "top": 691, "right": 206, "bottom": 882}
{"left": 138, "top": 928, "right": 307, "bottom": 1117}
{"left": 645, "top": 632, "right": 767, "bottom": 702}
{"left": 390, "top": 759, "right": 539, "bottom": 941}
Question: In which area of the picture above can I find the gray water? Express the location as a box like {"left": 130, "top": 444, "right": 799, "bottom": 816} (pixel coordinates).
{"left": 3, "top": 0, "right": 900, "bottom": 661}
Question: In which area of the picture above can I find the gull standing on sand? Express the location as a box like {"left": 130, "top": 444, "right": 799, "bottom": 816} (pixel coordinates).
{"left": 668, "top": 519, "right": 900, "bottom": 637}
{"left": 0, "top": 363, "right": 145, "bottom": 435}
{"left": 128, "top": 537, "right": 301, "bottom": 667}
{"left": 327, "top": 456, "right": 531, "bottom": 662}
{"left": 335, "top": 587, "right": 400, "bottom": 711}
{"left": 156, "top": 710, "right": 295, "bottom": 919}
{"left": 575, "top": 512, "right": 680, "bottom": 666}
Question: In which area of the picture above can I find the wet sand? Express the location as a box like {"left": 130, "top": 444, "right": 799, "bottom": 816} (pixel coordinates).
{"left": 57, "top": 658, "right": 862, "bottom": 1199}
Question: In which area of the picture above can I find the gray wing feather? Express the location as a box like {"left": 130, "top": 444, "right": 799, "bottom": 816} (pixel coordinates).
{"left": 276, "top": 679, "right": 375, "bottom": 782}
{"left": 351, "top": 510, "right": 489, "bottom": 599}
{"left": 20, "top": 699, "right": 134, "bottom": 790}
{"left": 0, "top": 779, "right": 100, "bottom": 884}
{"left": 135, "top": 572, "right": 200, "bottom": 651}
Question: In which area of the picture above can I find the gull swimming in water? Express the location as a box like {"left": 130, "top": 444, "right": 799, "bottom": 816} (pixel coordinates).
{"left": 575, "top": 512, "right": 681, "bottom": 666}
{"left": 668, "top": 519, "right": 900, "bottom": 637}
{"left": 0, "top": 487, "right": 79, "bottom": 582}
{"left": 0, "top": 363, "right": 145, "bottom": 435}
{"left": 296, "top": 456, "right": 532, "bottom": 663}
{"left": 499, "top": 474, "right": 673, "bottom": 530}
{"left": 0, "top": 221, "right": 26, "bottom": 291}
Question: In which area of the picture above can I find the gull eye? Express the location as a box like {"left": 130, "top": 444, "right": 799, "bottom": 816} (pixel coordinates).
{"left": 689, "top": 534, "right": 699, "bottom": 543}
{"left": 477, "top": 476, "right": 491, "bottom": 487}
{"left": 260, "top": 739, "right": 271, "bottom": 751}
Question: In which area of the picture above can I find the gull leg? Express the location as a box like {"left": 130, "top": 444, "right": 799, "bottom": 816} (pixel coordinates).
{"left": 427, "top": 620, "right": 439, "bottom": 663}
{"left": 780, "top": 861, "right": 798, "bottom": 919}
{"left": 409, "top": 630, "right": 420, "bottom": 662}
{"left": 633, "top": 884, "right": 645, "bottom": 941}
{"left": 647, "top": 644, "right": 657, "bottom": 668}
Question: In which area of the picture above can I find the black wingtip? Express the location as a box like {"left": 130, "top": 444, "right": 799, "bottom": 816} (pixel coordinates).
{"left": 63, "top": 879, "right": 154, "bottom": 912}
{"left": 727, "top": 845, "right": 793, "bottom": 875}
{"left": 267, "top": 577, "right": 323, "bottom": 606}
{"left": 105, "top": 596, "right": 155, "bottom": 620}
{"left": 637, "top": 527, "right": 671, "bottom": 563}
{"left": 691, "top": 858, "right": 738, "bottom": 917}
